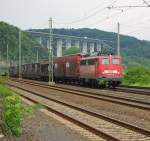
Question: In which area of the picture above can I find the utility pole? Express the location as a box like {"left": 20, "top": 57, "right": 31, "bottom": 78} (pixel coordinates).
{"left": 19, "top": 30, "right": 22, "bottom": 80}
{"left": 22, "top": 56, "right": 25, "bottom": 65}
{"left": 6, "top": 44, "right": 9, "bottom": 65}
{"left": 117, "top": 22, "right": 120, "bottom": 56}
{"left": 0, "top": 41, "right": 1, "bottom": 61}
{"left": 6, "top": 44, "right": 9, "bottom": 76}
{"left": 36, "top": 49, "right": 39, "bottom": 63}
{"left": 48, "top": 17, "right": 54, "bottom": 85}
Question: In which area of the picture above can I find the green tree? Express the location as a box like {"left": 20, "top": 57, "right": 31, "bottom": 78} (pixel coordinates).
{"left": 123, "top": 67, "right": 150, "bottom": 86}
{"left": 0, "top": 21, "right": 48, "bottom": 65}
{"left": 63, "top": 47, "right": 80, "bottom": 55}
{"left": 33, "top": 28, "right": 150, "bottom": 68}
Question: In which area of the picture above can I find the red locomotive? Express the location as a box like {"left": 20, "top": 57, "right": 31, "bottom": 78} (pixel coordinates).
{"left": 9, "top": 53, "right": 122, "bottom": 88}
{"left": 54, "top": 54, "right": 122, "bottom": 88}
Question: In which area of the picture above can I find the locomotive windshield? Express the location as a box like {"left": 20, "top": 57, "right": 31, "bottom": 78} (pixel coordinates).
{"left": 112, "top": 58, "right": 119, "bottom": 65}
{"left": 102, "top": 58, "right": 109, "bottom": 64}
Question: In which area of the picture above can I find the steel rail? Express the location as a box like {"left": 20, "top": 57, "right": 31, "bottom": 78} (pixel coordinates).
{"left": 9, "top": 84, "right": 120, "bottom": 141}
{"left": 115, "top": 85, "right": 150, "bottom": 96}
{"left": 8, "top": 83, "right": 150, "bottom": 139}
{"left": 9, "top": 79, "right": 150, "bottom": 111}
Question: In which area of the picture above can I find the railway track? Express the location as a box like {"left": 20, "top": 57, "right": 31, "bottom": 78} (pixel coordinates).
{"left": 121, "top": 85, "right": 150, "bottom": 90}
{"left": 116, "top": 86, "right": 150, "bottom": 95}
{"left": 8, "top": 81, "right": 150, "bottom": 141}
{"left": 9, "top": 78, "right": 150, "bottom": 111}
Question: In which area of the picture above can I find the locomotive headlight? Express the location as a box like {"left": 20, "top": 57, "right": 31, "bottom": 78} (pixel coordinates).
{"left": 103, "top": 70, "right": 119, "bottom": 74}
{"left": 103, "top": 70, "right": 110, "bottom": 73}
{"left": 112, "top": 70, "right": 118, "bottom": 74}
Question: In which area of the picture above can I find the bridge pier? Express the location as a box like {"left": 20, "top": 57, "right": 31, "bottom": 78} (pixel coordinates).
{"left": 57, "top": 39, "right": 63, "bottom": 57}
{"left": 82, "top": 41, "right": 87, "bottom": 54}
{"left": 97, "top": 42, "right": 102, "bottom": 52}
{"left": 66, "top": 40, "right": 71, "bottom": 49}
{"left": 75, "top": 40, "right": 80, "bottom": 48}
{"left": 38, "top": 36, "right": 42, "bottom": 45}
{"left": 90, "top": 43, "right": 95, "bottom": 54}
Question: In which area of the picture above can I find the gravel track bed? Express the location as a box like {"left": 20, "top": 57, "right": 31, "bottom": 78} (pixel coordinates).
{"left": 53, "top": 84, "right": 150, "bottom": 104}
{"left": 8, "top": 80, "right": 150, "bottom": 130}
{"left": 9, "top": 86, "right": 150, "bottom": 141}
{"left": 118, "top": 86, "right": 150, "bottom": 93}
{"left": 15, "top": 79, "right": 150, "bottom": 104}
{"left": 2, "top": 103, "right": 94, "bottom": 141}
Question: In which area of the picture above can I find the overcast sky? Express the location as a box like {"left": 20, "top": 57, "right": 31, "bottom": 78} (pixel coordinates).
{"left": 0, "top": 0, "right": 150, "bottom": 40}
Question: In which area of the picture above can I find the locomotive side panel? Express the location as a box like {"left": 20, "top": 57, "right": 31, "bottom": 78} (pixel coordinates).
{"left": 80, "top": 58, "right": 97, "bottom": 78}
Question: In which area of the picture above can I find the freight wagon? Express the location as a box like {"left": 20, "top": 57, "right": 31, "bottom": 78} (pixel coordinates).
{"left": 9, "top": 53, "right": 122, "bottom": 88}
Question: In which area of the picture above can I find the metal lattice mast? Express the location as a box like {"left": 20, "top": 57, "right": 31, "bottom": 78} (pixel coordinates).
{"left": 19, "top": 30, "right": 22, "bottom": 80}
{"left": 48, "top": 17, "right": 54, "bottom": 85}
{"left": 117, "top": 22, "right": 120, "bottom": 56}
{"left": 6, "top": 44, "right": 9, "bottom": 76}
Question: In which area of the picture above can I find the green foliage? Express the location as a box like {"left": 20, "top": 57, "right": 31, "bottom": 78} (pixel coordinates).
{"left": 0, "top": 76, "right": 7, "bottom": 84}
{"left": 0, "top": 21, "right": 48, "bottom": 65}
{"left": 33, "top": 28, "right": 150, "bottom": 68}
{"left": 1, "top": 22, "right": 150, "bottom": 68}
{"left": 0, "top": 84, "right": 32, "bottom": 136}
{"left": 63, "top": 47, "right": 80, "bottom": 55}
{"left": 123, "top": 67, "right": 150, "bottom": 86}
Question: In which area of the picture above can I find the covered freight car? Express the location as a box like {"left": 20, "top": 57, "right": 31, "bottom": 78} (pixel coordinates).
{"left": 54, "top": 54, "right": 81, "bottom": 82}
{"left": 9, "top": 53, "right": 122, "bottom": 88}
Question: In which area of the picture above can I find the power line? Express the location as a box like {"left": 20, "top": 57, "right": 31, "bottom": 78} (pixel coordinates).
{"left": 86, "top": 9, "right": 127, "bottom": 27}
{"left": 85, "top": 1, "right": 150, "bottom": 28}
{"left": 84, "top": 0, "right": 109, "bottom": 15}
{"left": 55, "top": 0, "right": 118, "bottom": 25}
{"left": 121, "top": 18, "right": 150, "bottom": 28}
{"left": 126, "top": 25, "right": 150, "bottom": 34}
{"left": 108, "top": 0, "right": 150, "bottom": 10}
{"left": 120, "top": 12, "right": 150, "bottom": 26}
{"left": 142, "top": 0, "right": 150, "bottom": 6}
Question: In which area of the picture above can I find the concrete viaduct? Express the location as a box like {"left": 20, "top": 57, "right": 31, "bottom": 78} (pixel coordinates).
{"left": 27, "top": 31, "right": 104, "bottom": 57}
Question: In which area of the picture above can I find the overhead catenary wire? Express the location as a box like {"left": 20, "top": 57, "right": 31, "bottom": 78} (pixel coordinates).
{"left": 84, "top": 0, "right": 110, "bottom": 15}
{"left": 126, "top": 25, "right": 150, "bottom": 34}
{"left": 86, "top": 0, "right": 150, "bottom": 28}
{"left": 86, "top": 9, "right": 127, "bottom": 27}
{"left": 120, "top": 18, "right": 150, "bottom": 28}
{"left": 55, "top": 0, "right": 119, "bottom": 25}
{"left": 108, "top": 0, "right": 150, "bottom": 9}
{"left": 142, "top": 0, "right": 150, "bottom": 6}
{"left": 87, "top": 3, "right": 145, "bottom": 27}
{"left": 120, "top": 17, "right": 150, "bottom": 35}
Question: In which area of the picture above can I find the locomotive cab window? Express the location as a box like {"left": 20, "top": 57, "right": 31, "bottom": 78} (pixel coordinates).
{"left": 102, "top": 58, "right": 109, "bottom": 64}
{"left": 88, "top": 59, "right": 95, "bottom": 65}
{"left": 113, "top": 58, "right": 119, "bottom": 65}
{"left": 80, "top": 60, "right": 86, "bottom": 65}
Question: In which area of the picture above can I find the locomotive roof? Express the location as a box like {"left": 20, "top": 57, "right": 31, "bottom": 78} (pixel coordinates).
{"left": 81, "top": 55, "right": 121, "bottom": 60}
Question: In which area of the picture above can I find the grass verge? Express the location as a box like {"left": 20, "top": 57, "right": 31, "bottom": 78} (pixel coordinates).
{"left": 123, "top": 67, "right": 150, "bottom": 87}
{"left": 0, "top": 78, "right": 32, "bottom": 136}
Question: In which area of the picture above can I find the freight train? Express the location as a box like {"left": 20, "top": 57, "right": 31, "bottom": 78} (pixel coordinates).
{"left": 9, "top": 53, "right": 123, "bottom": 88}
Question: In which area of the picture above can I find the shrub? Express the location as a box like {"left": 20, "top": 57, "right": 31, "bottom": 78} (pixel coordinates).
{"left": 0, "top": 84, "right": 32, "bottom": 136}
{"left": 63, "top": 47, "right": 80, "bottom": 55}
{"left": 123, "top": 67, "right": 150, "bottom": 86}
